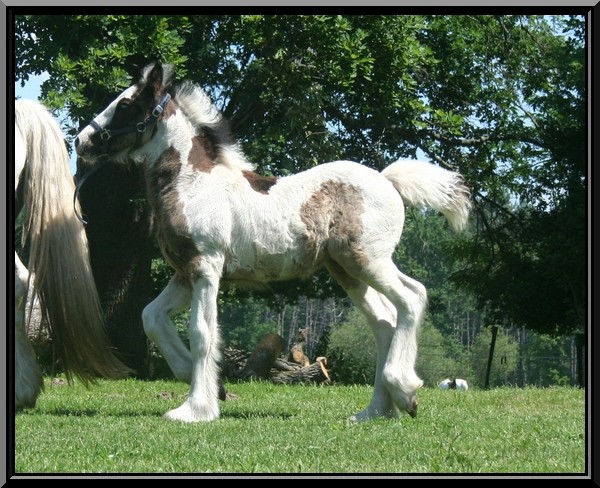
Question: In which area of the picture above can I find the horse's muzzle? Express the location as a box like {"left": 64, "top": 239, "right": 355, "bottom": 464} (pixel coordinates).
{"left": 74, "top": 131, "right": 103, "bottom": 161}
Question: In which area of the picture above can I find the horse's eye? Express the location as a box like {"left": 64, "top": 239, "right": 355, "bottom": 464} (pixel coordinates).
{"left": 117, "top": 100, "right": 132, "bottom": 112}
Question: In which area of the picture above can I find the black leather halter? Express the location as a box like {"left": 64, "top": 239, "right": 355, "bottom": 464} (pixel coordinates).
{"left": 74, "top": 93, "right": 171, "bottom": 225}
{"left": 90, "top": 93, "right": 171, "bottom": 142}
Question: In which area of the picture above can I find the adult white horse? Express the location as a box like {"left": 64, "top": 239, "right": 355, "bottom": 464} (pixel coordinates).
{"left": 14, "top": 99, "right": 131, "bottom": 410}
{"left": 75, "top": 62, "right": 471, "bottom": 423}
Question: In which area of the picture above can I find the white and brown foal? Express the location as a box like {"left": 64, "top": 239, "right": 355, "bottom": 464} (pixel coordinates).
{"left": 76, "top": 62, "right": 471, "bottom": 423}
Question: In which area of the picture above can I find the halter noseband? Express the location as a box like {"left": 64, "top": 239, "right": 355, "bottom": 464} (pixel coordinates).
{"left": 90, "top": 93, "right": 171, "bottom": 142}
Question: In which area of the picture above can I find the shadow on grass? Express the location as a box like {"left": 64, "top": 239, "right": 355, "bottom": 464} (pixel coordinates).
{"left": 17, "top": 407, "right": 153, "bottom": 418}
{"left": 18, "top": 406, "right": 295, "bottom": 420}
{"left": 220, "top": 410, "right": 294, "bottom": 420}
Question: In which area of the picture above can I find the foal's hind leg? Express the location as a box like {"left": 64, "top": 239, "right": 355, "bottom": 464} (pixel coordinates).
{"left": 326, "top": 261, "right": 399, "bottom": 420}
{"left": 368, "top": 260, "right": 426, "bottom": 417}
{"left": 328, "top": 257, "right": 426, "bottom": 419}
{"left": 142, "top": 276, "right": 193, "bottom": 383}
{"left": 15, "top": 254, "right": 43, "bottom": 410}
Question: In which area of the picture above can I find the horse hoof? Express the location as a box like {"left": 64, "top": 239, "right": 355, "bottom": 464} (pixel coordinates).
{"left": 163, "top": 401, "right": 220, "bottom": 423}
{"left": 347, "top": 409, "right": 375, "bottom": 423}
{"left": 407, "top": 396, "right": 418, "bottom": 418}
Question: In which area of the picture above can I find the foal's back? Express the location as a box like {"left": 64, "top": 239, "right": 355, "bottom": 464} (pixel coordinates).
{"left": 217, "top": 160, "right": 405, "bottom": 286}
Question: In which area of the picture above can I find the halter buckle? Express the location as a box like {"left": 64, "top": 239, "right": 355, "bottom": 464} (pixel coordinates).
{"left": 99, "top": 129, "right": 112, "bottom": 141}
{"left": 152, "top": 104, "right": 165, "bottom": 118}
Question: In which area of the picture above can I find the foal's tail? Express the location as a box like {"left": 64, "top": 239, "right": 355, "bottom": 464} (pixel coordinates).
{"left": 15, "top": 99, "right": 132, "bottom": 385}
{"left": 381, "top": 159, "right": 471, "bottom": 231}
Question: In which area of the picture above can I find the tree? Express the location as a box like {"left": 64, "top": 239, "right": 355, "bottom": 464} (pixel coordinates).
{"left": 469, "top": 327, "right": 519, "bottom": 388}
{"left": 14, "top": 14, "right": 587, "bottom": 373}
{"left": 442, "top": 16, "right": 586, "bottom": 338}
{"left": 75, "top": 163, "right": 155, "bottom": 375}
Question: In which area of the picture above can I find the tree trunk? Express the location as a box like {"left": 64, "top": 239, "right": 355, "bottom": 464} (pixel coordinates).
{"left": 237, "top": 333, "right": 285, "bottom": 379}
{"left": 76, "top": 160, "right": 155, "bottom": 378}
{"left": 485, "top": 325, "right": 499, "bottom": 389}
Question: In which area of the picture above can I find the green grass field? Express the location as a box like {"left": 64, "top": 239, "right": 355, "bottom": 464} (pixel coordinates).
{"left": 13, "top": 378, "right": 586, "bottom": 475}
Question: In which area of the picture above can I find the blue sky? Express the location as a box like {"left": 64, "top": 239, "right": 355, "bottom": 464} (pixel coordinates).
{"left": 16, "top": 73, "right": 78, "bottom": 174}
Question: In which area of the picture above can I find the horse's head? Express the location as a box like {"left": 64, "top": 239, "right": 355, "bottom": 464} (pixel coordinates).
{"left": 75, "top": 62, "right": 173, "bottom": 163}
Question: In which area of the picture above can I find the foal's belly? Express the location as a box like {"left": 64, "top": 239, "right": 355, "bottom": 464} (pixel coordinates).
{"left": 222, "top": 242, "right": 325, "bottom": 287}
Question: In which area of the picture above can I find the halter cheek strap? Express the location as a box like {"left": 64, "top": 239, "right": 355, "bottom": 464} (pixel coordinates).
{"left": 74, "top": 93, "right": 171, "bottom": 224}
{"left": 90, "top": 93, "right": 171, "bottom": 142}
{"left": 89, "top": 120, "right": 110, "bottom": 141}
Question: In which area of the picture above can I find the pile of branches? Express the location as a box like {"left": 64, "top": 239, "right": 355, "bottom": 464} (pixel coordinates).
{"left": 220, "top": 332, "right": 331, "bottom": 385}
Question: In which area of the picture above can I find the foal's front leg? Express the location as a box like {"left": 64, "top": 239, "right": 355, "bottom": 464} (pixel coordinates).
{"left": 142, "top": 277, "right": 193, "bottom": 383}
{"left": 163, "top": 264, "right": 222, "bottom": 423}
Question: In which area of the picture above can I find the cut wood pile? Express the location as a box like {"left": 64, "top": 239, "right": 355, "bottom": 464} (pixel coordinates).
{"left": 220, "top": 331, "right": 331, "bottom": 385}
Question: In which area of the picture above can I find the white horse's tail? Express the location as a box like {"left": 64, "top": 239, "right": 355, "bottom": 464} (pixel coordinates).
{"left": 381, "top": 159, "right": 471, "bottom": 231}
{"left": 15, "top": 99, "right": 132, "bottom": 384}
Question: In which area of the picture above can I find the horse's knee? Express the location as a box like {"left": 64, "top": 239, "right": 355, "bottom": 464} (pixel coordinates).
{"left": 141, "top": 303, "right": 163, "bottom": 341}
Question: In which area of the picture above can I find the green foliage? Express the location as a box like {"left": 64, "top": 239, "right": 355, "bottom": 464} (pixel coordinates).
{"left": 326, "top": 309, "right": 376, "bottom": 384}
{"left": 219, "top": 297, "right": 278, "bottom": 350}
{"left": 416, "top": 320, "right": 472, "bottom": 388}
{"left": 518, "top": 331, "right": 575, "bottom": 387}
{"left": 15, "top": 15, "right": 191, "bottom": 139}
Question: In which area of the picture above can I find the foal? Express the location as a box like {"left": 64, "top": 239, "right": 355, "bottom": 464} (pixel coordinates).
{"left": 76, "top": 62, "right": 471, "bottom": 423}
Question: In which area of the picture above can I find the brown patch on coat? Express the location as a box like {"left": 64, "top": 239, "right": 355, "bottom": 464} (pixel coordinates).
{"left": 188, "top": 135, "right": 217, "bottom": 173}
{"left": 300, "top": 180, "right": 367, "bottom": 271}
{"left": 145, "top": 146, "right": 202, "bottom": 287}
{"left": 242, "top": 170, "right": 278, "bottom": 194}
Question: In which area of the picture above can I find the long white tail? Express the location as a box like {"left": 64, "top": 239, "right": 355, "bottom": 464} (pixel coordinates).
{"left": 382, "top": 159, "right": 471, "bottom": 231}
{"left": 15, "top": 99, "right": 132, "bottom": 385}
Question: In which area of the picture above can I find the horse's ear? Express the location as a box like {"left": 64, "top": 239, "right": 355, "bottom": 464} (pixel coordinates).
{"left": 141, "top": 62, "right": 173, "bottom": 90}
{"left": 145, "top": 62, "right": 165, "bottom": 90}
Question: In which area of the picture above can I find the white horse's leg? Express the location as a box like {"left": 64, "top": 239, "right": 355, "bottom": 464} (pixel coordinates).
{"left": 326, "top": 261, "right": 399, "bottom": 420}
{"left": 142, "top": 276, "right": 193, "bottom": 383}
{"left": 163, "top": 258, "right": 223, "bottom": 423}
{"left": 329, "top": 257, "right": 426, "bottom": 419}
{"left": 349, "top": 289, "right": 402, "bottom": 420}
{"left": 15, "top": 253, "right": 43, "bottom": 410}
{"left": 369, "top": 260, "right": 426, "bottom": 417}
